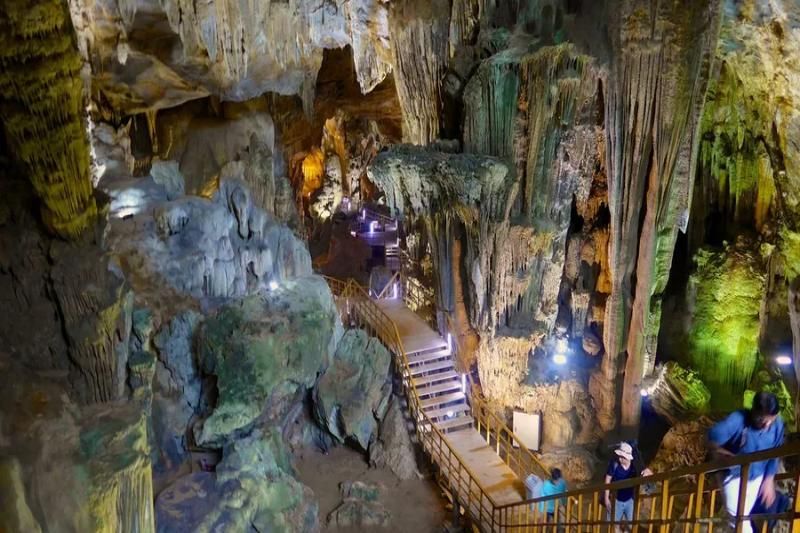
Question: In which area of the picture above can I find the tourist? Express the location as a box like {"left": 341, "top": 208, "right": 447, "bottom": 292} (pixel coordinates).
{"left": 604, "top": 442, "right": 653, "bottom": 530}
{"left": 538, "top": 468, "right": 567, "bottom": 523}
{"left": 708, "top": 391, "right": 785, "bottom": 533}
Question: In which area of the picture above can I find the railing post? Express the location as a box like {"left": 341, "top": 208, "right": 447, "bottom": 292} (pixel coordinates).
{"left": 792, "top": 469, "right": 800, "bottom": 533}
{"left": 735, "top": 463, "right": 749, "bottom": 533}
{"left": 659, "top": 479, "right": 670, "bottom": 533}
{"left": 691, "top": 472, "right": 706, "bottom": 533}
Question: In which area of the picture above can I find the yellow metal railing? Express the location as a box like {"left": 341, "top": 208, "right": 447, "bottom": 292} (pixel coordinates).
{"left": 323, "top": 276, "right": 800, "bottom": 532}
{"left": 494, "top": 443, "right": 800, "bottom": 532}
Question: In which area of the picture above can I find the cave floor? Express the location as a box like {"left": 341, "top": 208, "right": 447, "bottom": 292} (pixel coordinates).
{"left": 296, "top": 445, "right": 448, "bottom": 532}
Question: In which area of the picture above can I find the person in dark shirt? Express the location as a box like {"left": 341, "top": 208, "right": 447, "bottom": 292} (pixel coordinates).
{"left": 708, "top": 391, "right": 785, "bottom": 533}
{"left": 604, "top": 442, "right": 652, "bottom": 530}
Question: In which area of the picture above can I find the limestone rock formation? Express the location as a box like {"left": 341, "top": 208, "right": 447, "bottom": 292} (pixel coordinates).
{"left": 685, "top": 242, "right": 766, "bottom": 408}
{"left": 649, "top": 417, "right": 714, "bottom": 475}
{"left": 155, "top": 430, "right": 319, "bottom": 532}
{"left": 195, "top": 277, "right": 340, "bottom": 446}
{"left": 0, "top": 0, "right": 98, "bottom": 238}
{"left": 0, "top": 358, "right": 154, "bottom": 532}
{"left": 648, "top": 362, "right": 712, "bottom": 425}
{"left": 314, "top": 329, "right": 391, "bottom": 451}
{"left": 369, "top": 395, "right": 421, "bottom": 481}
{"left": 0, "top": 183, "right": 133, "bottom": 406}
{"left": 105, "top": 176, "right": 310, "bottom": 300}
{"left": 327, "top": 481, "right": 391, "bottom": 528}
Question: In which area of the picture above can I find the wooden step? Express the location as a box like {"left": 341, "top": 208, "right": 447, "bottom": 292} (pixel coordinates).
{"left": 414, "top": 370, "right": 459, "bottom": 387}
{"left": 419, "top": 415, "right": 474, "bottom": 433}
{"left": 420, "top": 392, "right": 466, "bottom": 410}
{"left": 416, "top": 379, "right": 462, "bottom": 398}
{"left": 408, "top": 359, "right": 454, "bottom": 376}
{"left": 407, "top": 348, "right": 451, "bottom": 366}
{"left": 423, "top": 402, "right": 470, "bottom": 421}
{"left": 406, "top": 341, "right": 448, "bottom": 358}
{"left": 435, "top": 415, "right": 474, "bottom": 433}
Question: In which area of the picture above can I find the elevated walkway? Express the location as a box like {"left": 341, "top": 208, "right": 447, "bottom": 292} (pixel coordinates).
{"left": 323, "top": 207, "right": 800, "bottom": 532}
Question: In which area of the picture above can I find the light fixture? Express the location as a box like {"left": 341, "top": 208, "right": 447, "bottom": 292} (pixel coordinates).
{"left": 446, "top": 410, "right": 454, "bottom": 418}
{"left": 369, "top": 220, "right": 378, "bottom": 233}
{"left": 361, "top": 209, "right": 366, "bottom": 220}
{"left": 553, "top": 353, "right": 567, "bottom": 365}
{"left": 392, "top": 282, "right": 399, "bottom": 299}
{"left": 640, "top": 388, "right": 649, "bottom": 397}
{"left": 447, "top": 333, "right": 453, "bottom": 354}
{"left": 268, "top": 280, "right": 279, "bottom": 291}
{"left": 461, "top": 374, "right": 466, "bottom": 393}
{"left": 350, "top": 230, "right": 356, "bottom": 237}
{"left": 776, "top": 355, "right": 793, "bottom": 366}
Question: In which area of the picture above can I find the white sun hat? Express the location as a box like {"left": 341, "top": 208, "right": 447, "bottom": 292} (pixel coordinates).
{"left": 614, "top": 442, "right": 634, "bottom": 461}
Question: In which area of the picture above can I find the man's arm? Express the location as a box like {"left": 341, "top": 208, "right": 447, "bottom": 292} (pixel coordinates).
{"left": 708, "top": 412, "right": 742, "bottom": 459}
{"left": 760, "top": 420, "right": 785, "bottom": 506}
{"left": 604, "top": 474, "right": 612, "bottom": 508}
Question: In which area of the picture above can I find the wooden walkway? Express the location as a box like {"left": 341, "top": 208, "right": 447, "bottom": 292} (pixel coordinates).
{"left": 375, "top": 298, "right": 525, "bottom": 507}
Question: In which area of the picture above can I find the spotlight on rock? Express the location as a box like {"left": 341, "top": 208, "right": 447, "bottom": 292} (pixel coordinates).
{"left": 553, "top": 353, "right": 567, "bottom": 365}
{"left": 268, "top": 280, "right": 279, "bottom": 291}
{"left": 776, "top": 355, "right": 792, "bottom": 366}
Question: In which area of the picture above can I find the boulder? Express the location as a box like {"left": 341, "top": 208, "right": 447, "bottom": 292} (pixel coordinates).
{"left": 327, "top": 481, "right": 391, "bottom": 528}
{"left": 156, "top": 430, "right": 319, "bottom": 533}
{"left": 195, "top": 276, "right": 340, "bottom": 446}
{"left": 369, "top": 396, "right": 421, "bottom": 480}
{"left": 649, "top": 417, "right": 714, "bottom": 475}
{"left": 314, "top": 329, "right": 392, "bottom": 450}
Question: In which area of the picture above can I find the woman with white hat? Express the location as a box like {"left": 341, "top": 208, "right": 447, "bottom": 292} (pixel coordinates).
{"left": 604, "top": 441, "right": 653, "bottom": 531}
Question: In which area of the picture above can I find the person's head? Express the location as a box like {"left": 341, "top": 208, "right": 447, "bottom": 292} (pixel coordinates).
{"left": 750, "top": 391, "right": 780, "bottom": 430}
{"left": 614, "top": 442, "right": 634, "bottom": 468}
{"left": 550, "top": 468, "right": 562, "bottom": 481}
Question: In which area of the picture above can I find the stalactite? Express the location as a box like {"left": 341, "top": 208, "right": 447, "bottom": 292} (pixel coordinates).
{"left": 388, "top": 0, "right": 449, "bottom": 145}
{"left": 0, "top": 0, "right": 98, "bottom": 239}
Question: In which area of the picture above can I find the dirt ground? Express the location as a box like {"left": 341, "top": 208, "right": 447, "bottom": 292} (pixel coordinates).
{"left": 295, "top": 445, "right": 450, "bottom": 533}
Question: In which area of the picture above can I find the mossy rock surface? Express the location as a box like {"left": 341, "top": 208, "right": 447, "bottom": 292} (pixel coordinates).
{"left": 196, "top": 276, "right": 338, "bottom": 446}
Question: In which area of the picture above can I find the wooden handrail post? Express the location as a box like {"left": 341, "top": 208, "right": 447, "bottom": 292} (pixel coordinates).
{"left": 793, "top": 468, "right": 800, "bottom": 533}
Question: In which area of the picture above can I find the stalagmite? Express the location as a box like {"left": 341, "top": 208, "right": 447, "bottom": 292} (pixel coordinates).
{"left": 603, "top": 0, "right": 722, "bottom": 434}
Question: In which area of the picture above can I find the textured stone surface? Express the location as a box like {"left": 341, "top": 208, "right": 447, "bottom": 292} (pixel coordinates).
{"left": 106, "top": 176, "right": 311, "bottom": 300}
{"left": 0, "top": 358, "right": 154, "bottom": 532}
{"left": 649, "top": 362, "right": 711, "bottom": 425}
{"left": 649, "top": 417, "right": 714, "bottom": 475}
{"left": 195, "top": 276, "right": 339, "bottom": 446}
{"left": 314, "top": 329, "right": 391, "bottom": 451}
{"left": 155, "top": 430, "right": 319, "bottom": 533}
{"left": 327, "top": 481, "right": 391, "bottom": 528}
{"left": 369, "top": 396, "right": 420, "bottom": 481}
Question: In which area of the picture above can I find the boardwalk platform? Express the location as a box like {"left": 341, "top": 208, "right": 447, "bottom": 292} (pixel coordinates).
{"left": 375, "top": 298, "right": 524, "bottom": 508}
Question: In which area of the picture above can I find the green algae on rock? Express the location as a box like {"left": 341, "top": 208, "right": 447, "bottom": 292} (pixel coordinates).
{"left": 195, "top": 276, "right": 340, "bottom": 447}
{"left": 685, "top": 243, "right": 766, "bottom": 408}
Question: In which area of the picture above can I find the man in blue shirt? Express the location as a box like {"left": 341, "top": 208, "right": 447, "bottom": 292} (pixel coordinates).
{"left": 708, "top": 391, "right": 785, "bottom": 533}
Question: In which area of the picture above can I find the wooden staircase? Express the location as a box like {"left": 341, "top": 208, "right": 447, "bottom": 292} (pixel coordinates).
{"left": 323, "top": 207, "right": 800, "bottom": 532}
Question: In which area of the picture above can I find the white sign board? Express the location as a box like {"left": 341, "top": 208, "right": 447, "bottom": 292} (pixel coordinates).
{"left": 512, "top": 411, "right": 542, "bottom": 451}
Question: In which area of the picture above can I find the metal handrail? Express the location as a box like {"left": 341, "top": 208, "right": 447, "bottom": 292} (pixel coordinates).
{"left": 323, "top": 275, "right": 800, "bottom": 532}
{"left": 494, "top": 442, "right": 800, "bottom": 532}
{"left": 333, "top": 278, "right": 502, "bottom": 526}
